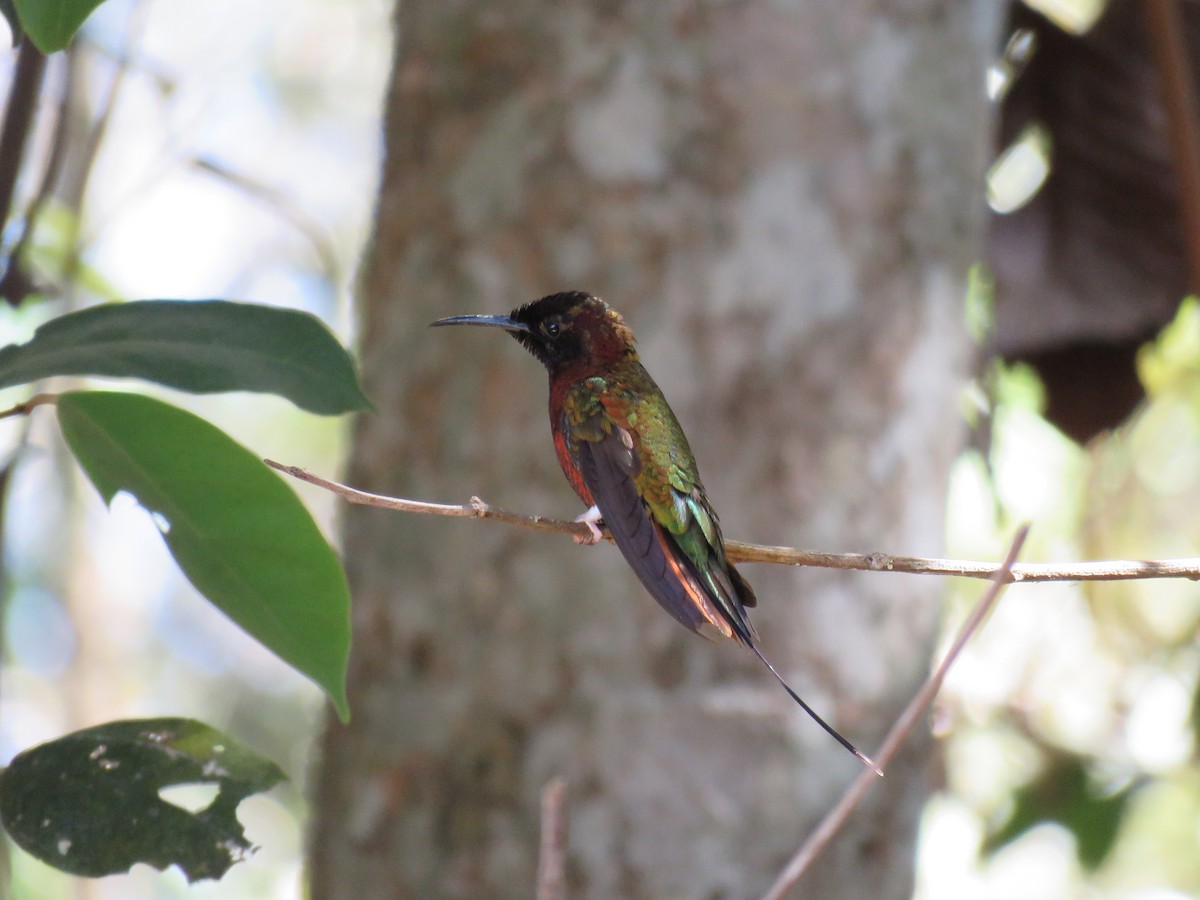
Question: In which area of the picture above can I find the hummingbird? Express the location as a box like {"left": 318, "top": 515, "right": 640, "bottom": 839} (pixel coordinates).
{"left": 433, "top": 291, "right": 878, "bottom": 773}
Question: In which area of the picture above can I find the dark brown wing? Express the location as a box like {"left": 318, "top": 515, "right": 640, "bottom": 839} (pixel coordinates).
{"left": 571, "top": 423, "right": 752, "bottom": 643}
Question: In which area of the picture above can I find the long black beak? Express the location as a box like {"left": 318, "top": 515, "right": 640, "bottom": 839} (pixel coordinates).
{"left": 430, "top": 314, "right": 531, "bottom": 334}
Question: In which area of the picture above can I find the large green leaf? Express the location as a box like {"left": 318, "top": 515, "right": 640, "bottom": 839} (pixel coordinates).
{"left": 0, "top": 300, "right": 370, "bottom": 414}
{"left": 12, "top": 0, "right": 105, "bottom": 53}
{"left": 58, "top": 390, "right": 351, "bottom": 719}
{"left": 0, "top": 718, "right": 285, "bottom": 881}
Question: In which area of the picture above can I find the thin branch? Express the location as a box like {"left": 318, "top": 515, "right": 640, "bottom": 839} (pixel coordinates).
{"left": 264, "top": 460, "right": 601, "bottom": 539}
{"left": 1, "top": 42, "right": 77, "bottom": 306}
{"left": 0, "top": 40, "right": 47, "bottom": 257}
{"left": 0, "top": 394, "right": 59, "bottom": 419}
{"left": 61, "top": 1, "right": 147, "bottom": 300}
{"left": 759, "top": 525, "right": 1030, "bottom": 900}
{"left": 535, "top": 777, "right": 568, "bottom": 900}
{"left": 0, "top": 40, "right": 48, "bottom": 307}
{"left": 264, "top": 461, "right": 1200, "bottom": 584}
{"left": 727, "top": 543, "right": 1200, "bottom": 583}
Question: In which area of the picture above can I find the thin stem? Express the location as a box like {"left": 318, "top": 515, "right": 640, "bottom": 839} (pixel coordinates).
{"left": 0, "top": 41, "right": 47, "bottom": 248}
{"left": 1, "top": 36, "right": 78, "bottom": 305}
{"left": 0, "top": 393, "right": 59, "bottom": 419}
{"left": 60, "top": 1, "right": 146, "bottom": 300}
{"left": 264, "top": 460, "right": 1200, "bottom": 585}
{"left": 535, "top": 777, "right": 568, "bottom": 900}
{"left": 759, "top": 525, "right": 1030, "bottom": 900}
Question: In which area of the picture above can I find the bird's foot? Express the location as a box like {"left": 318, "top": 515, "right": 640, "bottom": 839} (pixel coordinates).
{"left": 573, "top": 505, "right": 604, "bottom": 545}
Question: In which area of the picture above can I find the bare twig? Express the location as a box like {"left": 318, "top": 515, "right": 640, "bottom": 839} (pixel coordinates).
{"left": 264, "top": 460, "right": 602, "bottom": 539}
{"left": 0, "top": 41, "right": 47, "bottom": 252}
{"left": 1, "top": 43, "right": 78, "bottom": 306}
{"left": 759, "top": 525, "right": 1030, "bottom": 900}
{"left": 536, "top": 777, "right": 568, "bottom": 900}
{"left": 0, "top": 394, "right": 59, "bottom": 419}
{"left": 265, "top": 461, "right": 1200, "bottom": 584}
{"left": 726, "top": 543, "right": 1200, "bottom": 583}
{"left": 0, "top": 41, "right": 48, "bottom": 307}
{"left": 61, "top": 1, "right": 147, "bottom": 299}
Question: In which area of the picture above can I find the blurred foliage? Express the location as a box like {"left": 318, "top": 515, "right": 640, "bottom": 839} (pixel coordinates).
{"left": 929, "top": 296, "right": 1200, "bottom": 898}
{"left": 0, "top": 0, "right": 389, "bottom": 894}
{"left": 983, "top": 750, "right": 1138, "bottom": 870}
{"left": 987, "top": 121, "right": 1052, "bottom": 214}
{"left": 12, "top": 201, "right": 120, "bottom": 303}
{"left": 1140, "top": 297, "right": 1200, "bottom": 404}
{"left": 963, "top": 265, "right": 996, "bottom": 350}
{"left": 1022, "top": 0, "right": 1106, "bottom": 35}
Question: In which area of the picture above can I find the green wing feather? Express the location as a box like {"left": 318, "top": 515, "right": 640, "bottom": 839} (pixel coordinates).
{"left": 563, "top": 376, "right": 757, "bottom": 643}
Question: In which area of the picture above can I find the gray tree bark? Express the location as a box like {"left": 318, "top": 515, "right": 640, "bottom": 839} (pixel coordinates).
{"left": 310, "top": 2, "right": 995, "bottom": 897}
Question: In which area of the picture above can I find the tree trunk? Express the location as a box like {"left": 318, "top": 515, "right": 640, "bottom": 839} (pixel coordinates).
{"left": 310, "top": 3, "right": 995, "bottom": 897}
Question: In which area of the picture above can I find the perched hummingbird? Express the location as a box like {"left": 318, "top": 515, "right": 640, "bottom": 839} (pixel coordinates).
{"left": 433, "top": 291, "right": 877, "bottom": 773}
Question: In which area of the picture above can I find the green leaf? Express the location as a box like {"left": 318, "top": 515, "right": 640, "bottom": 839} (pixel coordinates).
{"left": 0, "top": 300, "right": 370, "bottom": 414}
{"left": 1139, "top": 296, "right": 1200, "bottom": 400}
{"left": 12, "top": 0, "right": 105, "bottom": 53}
{"left": 0, "top": 718, "right": 285, "bottom": 881}
{"left": 58, "top": 391, "right": 351, "bottom": 719}
{"left": 984, "top": 752, "right": 1136, "bottom": 870}
{"left": 963, "top": 264, "right": 995, "bottom": 346}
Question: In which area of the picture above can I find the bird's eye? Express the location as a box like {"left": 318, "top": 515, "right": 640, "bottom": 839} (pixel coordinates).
{"left": 544, "top": 321, "right": 561, "bottom": 338}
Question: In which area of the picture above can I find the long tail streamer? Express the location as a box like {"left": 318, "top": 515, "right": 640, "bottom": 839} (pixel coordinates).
{"left": 747, "top": 643, "right": 883, "bottom": 777}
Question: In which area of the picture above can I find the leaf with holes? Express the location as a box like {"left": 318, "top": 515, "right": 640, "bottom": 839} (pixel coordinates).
{"left": 0, "top": 718, "right": 285, "bottom": 880}
{"left": 57, "top": 390, "right": 350, "bottom": 719}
